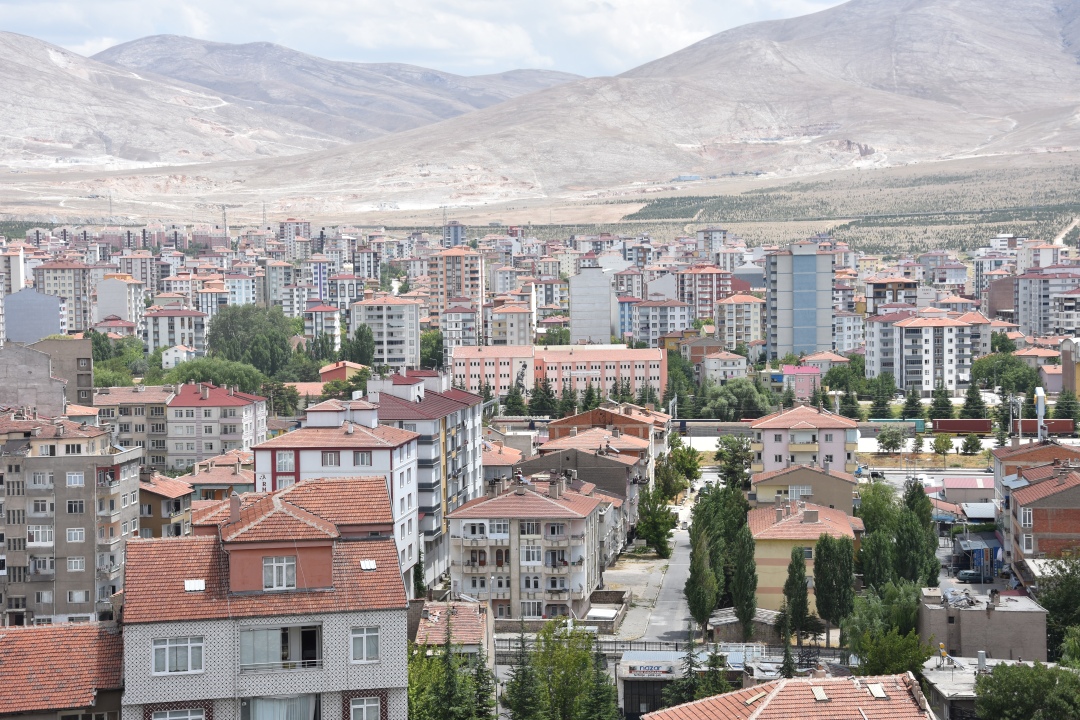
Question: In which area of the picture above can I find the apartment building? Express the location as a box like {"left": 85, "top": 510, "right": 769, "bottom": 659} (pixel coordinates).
{"left": 93, "top": 385, "right": 176, "bottom": 467}
{"left": 489, "top": 304, "right": 535, "bottom": 345}
{"left": 569, "top": 266, "right": 616, "bottom": 344}
{"left": 918, "top": 587, "right": 1047, "bottom": 662}
{"left": 749, "top": 465, "right": 859, "bottom": 514}
{"left": 353, "top": 248, "right": 382, "bottom": 280}
{"left": 115, "top": 251, "right": 162, "bottom": 293}
{"left": 715, "top": 293, "right": 764, "bottom": 350}
{"left": 32, "top": 260, "right": 93, "bottom": 333}
{"left": 675, "top": 265, "right": 733, "bottom": 320}
{"left": 973, "top": 253, "right": 1014, "bottom": 297}
{"left": 833, "top": 310, "right": 864, "bottom": 354}
{"left": 303, "top": 303, "right": 342, "bottom": 353}
{"left": 259, "top": 259, "right": 295, "bottom": 309}
{"left": 893, "top": 315, "right": 972, "bottom": 396}
{"left": 1014, "top": 269, "right": 1080, "bottom": 336}
{"left": 0, "top": 413, "right": 143, "bottom": 625}
{"left": 28, "top": 337, "right": 95, "bottom": 407}
{"left": 428, "top": 247, "right": 484, "bottom": 337}
{"left": 252, "top": 406, "right": 420, "bottom": 588}
{"left": 121, "top": 478, "right": 408, "bottom": 720}
{"left": 699, "top": 351, "right": 747, "bottom": 384}
{"left": 864, "top": 309, "right": 916, "bottom": 384}
{"left": 447, "top": 476, "right": 606, "bottom": 621}
{"left": 631, "top": 299, "right": 691, "bottom": 348}
{"left": 5, "top": 288, "right": 65, "bottom": 342}
{"left": 750, "top": 405, "right": 859, "bottom": 474}
{"left": 1010, "top": 467, "right": 1080, "bottom": 571}
{"left": 440, "top": 298, "right": 481, "bottom": 360}
{"left": 614, "top": 268, "right": 644, "bottom": 298}
{"left": 95, "top": 274, "right": 146, "bottom": 332}
{"left": 165, "top": 382, "right": 267, "bottom": 470}
{"left": 366, "top": 371, "right": 484, "bottom": 589}
{"left": 766, "top": 242, "right": 835, "bottom": 360}
{"left": 349, "top": 296, "right": 422, "bottom": 370}
{"left": 143, "top": 308, "right": 208, "bottom": 354}
{"left": 0, "top": 244, "right": 26, "bottom": 295}
{"left": 138, "top": 473, "right": 193, "bottom": 538}
{"left": 532, "top": 278, "right": 570, "bottom": 315}
{"left": 547, "top": 402, "right": 671, "bottom": 471}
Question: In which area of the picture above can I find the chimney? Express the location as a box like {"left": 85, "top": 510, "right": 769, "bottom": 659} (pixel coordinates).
{"left": 803, "top": 509, "right": 819, "bottom": 523}
{"left": 201, "top": 384, "right": 210, "bottom": 401}
{"left": 193, "top": 461, "right": 199, "bottom": 476}
{"left": 612, "top": 427, "right": 621, "bottom": 438}
{"left": 229, "top": 491, "right": 240, "bottom": 524}
{"left": 228, "top": 386, "right": 235, "bottom": 396}
{"left": 977, "top": 651, "right": 987, "bottom": 673}
{"left": 776, "top": 507, "right": 784, "bottom": 523}
{"left": 785, "top": 502, "right": 792, "bottom": 516}
{"left": 346, "top": 422, "right": 355, "bottom": 435}
{"left": 515, "top": 482, "right": 525, "bottom": 496}
{"left": 548, "top": 480, "right": 561, "bottom": 499}
{"left": 233, "top": 461, "right": 240, "bottom": 475}
{"left": 622, "top": 406, "right": 632, "bottom": 416}
{"left": 823, "top": 461, "right": 830, "bottom": 473}
{"left": 570, "top": 427, "right": 578, "bottom": 436}
{"left": 1011, "top": 435, "right": 1019, "bottom": 449}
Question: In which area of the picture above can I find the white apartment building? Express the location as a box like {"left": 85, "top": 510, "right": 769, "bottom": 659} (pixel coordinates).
{"left": 0, "top": 245, "right": 26, "bottom": 295}
{"left": 766, "top": 242, "right": 835, "bottom": 360}
{"left": 631, "top": 299, "right": 691, "bottom": 348}
{"left": 115, "top": 251, "right": 161, "bottom": 293}
{"left": 367, "top": 372, "right": 484, "bottom": 589}
{"left": 833, "top": 311, "right": 864, "bottom": 354}
{"left": 223, "top": 273, "right": 258, "bottom": 306}
{"left": 715, "top": 293, "right": 764, "bottom": 350}
{"left": 1015, "top": 269, "right": 1080, "bottom": 336}
{"left": 864, "top": 309, "right": 914, "bottom": 384}
{"left": 973, "top": 253, "right": 1014, "bottom": 297}
{"left": 327, "top": 273, "right": 365, "bottom": 313}
{"left": 260, "top": 259, "right": 295, "bottom": 309}
{"left": 1051, "top": 287, "right": 1080, "bottom": 336}
{"left": 893, "top": 315, "right": 973, "bottom": 396}
{"left": 94, "top": 274, "right": 145, "bottom": 332}
{"left": 253, "top": 402, "right": 421, "bottom": 586}
{"left": 569, "top": 266, "right": 616, "bottom": 344}
{"left": 32, "top": 259, "right": 93, "bottom": 332}
{"left": 700, "top": 351, "right": 748, "bottom": 384}
{"left": 303, "top": 302, "right": 342, "bottom": 353}
{"left": 440, "top": 299, "right": 480, "bottom": 359}
{"left": 350, "top": 295, "right": 422, "bottom": 369}
{"left": 142, "top": 308, "right": 208, "bottom": 353}
{"left": 446, "top": 477, "right": 607, "bottom": 621}
{"left": 489, "top": 304, "right": 534, "bottom": 346}
{"left": 353, "top": 247, "right": 382, "bottom": 280}
{"left": 1017, "top": 242, "right": 1070, "bottom": 275}
{"left": 165, "top": 382, "right": 267, "bottom": 469}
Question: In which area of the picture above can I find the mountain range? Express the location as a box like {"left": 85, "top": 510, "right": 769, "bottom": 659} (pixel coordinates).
{"left": 3, "top": 0, "right": 1080, "bottom": 216}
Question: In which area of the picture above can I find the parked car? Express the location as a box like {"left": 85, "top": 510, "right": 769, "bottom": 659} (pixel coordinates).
{"left": 956, "top": 569, "right": 983, "bottom": 583}
{"left": 870, "top": 470, "right": 886, "bottom": 481}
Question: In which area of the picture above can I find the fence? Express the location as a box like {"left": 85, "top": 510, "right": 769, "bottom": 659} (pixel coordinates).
{"left": 494, "top": 637, "right": 851, "bottom": 667}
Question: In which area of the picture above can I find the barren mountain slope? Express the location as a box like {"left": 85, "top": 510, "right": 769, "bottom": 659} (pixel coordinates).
{"left": 0, "top": 32, "right": 346, "bottom": 169}
{"left": 93, "top": 35, "right": 581, "bottom": 142}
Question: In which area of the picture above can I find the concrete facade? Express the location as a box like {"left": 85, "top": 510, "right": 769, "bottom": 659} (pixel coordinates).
{"left": 766, "top": 242, "right": 835, "bottom": 360}
{"left": 569, "top": 266, "right": 617, "bottom": 344}
{"left": 6, "top": 288, "right": 65, "bottom": 342}
{"left": 918, "top": 587, "right": 1047, "bottom": 661}
{"left": 0, "top": 344, "right": 69, "bottom": 416}
{"left": 29, "top": 338, "right": 94, "bottom": 407}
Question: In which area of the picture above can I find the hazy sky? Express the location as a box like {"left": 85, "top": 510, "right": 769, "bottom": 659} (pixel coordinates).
{"left": 0, "top": 0, "right": 847, "bottom": 76}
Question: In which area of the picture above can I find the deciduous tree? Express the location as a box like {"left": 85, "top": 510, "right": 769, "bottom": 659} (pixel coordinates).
{"left": 637, "top": 483, "right": 677, "bottom": 559}
{"left": 975, "top": 661, "right": 1080, "bottom": 720}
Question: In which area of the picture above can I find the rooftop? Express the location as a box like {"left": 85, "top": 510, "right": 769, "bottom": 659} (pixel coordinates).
{"left": 750, "top": 405, "right": 857, "bottom": 430}
{"left": 747, "top": 502, "right": 864, "bottom": 541}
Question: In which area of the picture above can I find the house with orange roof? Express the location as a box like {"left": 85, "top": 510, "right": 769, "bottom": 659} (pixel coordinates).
{"left": 139, "top": 473, "right": 194, "bottom": 538}
{"left": 640, "top": 674, "right": 933, "bottom": 720}
{"left": 0, "top": 623, "right": 123, "bottom": 719}
{"left": 750, "top": 405, "right": 859, "bottom": 474}
{"left": 750, "top": 464, "right": 859, "bottom": 514}
{"left": 447, "top": 475, "right": 609, "bottom": 623}
{"left": 121, "top": 476, "right": 409, "bottom": 720}
{"left": 801, "top": 350, "right": 850, "bottom": 375}
{"left": 1010, "top": 465, "right": 1080, "bottom": 580}
{"left": 414, "top": 601, "right": 495, "bottom": 669}
{"left": 748, "top": 501, "right": 864, "bottom": 611}
{"left": 700, "top": 350, "right": 748, "bottom": 384}
{"left": 319, "top": 359, "right": 370, "bottom": 382}
{"left": 1014, "top": 345, "right": 1061, "bottom": 368}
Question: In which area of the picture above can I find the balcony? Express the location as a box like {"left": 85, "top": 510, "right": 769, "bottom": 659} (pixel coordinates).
{"left": 460, "top": 561, "right": 489, "bottom": 573}
{"left": 569, "top": 533, "right": 586, "bottom": 545}
{"left": 788, "top": 443, "right": 818, "bottom": 453}
{"left": 544, "top": 563, "right": 570, "bottom": 575}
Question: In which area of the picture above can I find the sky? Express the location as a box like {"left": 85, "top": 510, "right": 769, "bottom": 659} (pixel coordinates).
{"left": 0, "top": 0, "right": 847, "bottom": 76}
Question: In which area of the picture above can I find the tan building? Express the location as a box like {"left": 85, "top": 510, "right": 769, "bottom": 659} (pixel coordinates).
{"left": 748, "top": 502, "right": 864, "bottom": 611}
{"left": 918, "top": 587, "right": 1047, "bottom": 661}
{"left": 489, "top": 304, "right": 535, "bottom": 345}
{"left": 749, "top": 464, "right": 859, "bottom": 514}
{"left": 715, "top": 293, "right": 765, "bottom": 350}
{"left": 32, "top": 259, "right": 93, "bottom": 332}
{"left": 92, "top": 385, "right": 176, "bottom": 469}
{"left": 428, "top": 246, "right": 485, "bottom": 334}
{"left": 137, "top": 473, "right": 194, "bottom": 538}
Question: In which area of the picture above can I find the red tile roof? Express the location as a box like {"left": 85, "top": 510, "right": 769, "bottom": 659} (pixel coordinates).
{"left": 751, "top": 465, "right": 856, "bottom": 486}
{"left": 255, "top": 422, "right": 417, "bottom": 449}
{"left": 123, "top": 535, "right": 405, "bottom": 623}
{"left": 482, "top": 443, "right": 523, "bottom": 467}
{"left": 415, "top": 602, "right": 488, "bottom": 647}
{"left": 221, "top": 492, "right": 340, "bottom": 542}
{"left": 450, "top": 484, "right": 603, "bottom": 520}
{"left": 0, "top": 623, "right": 122, "bottom": 714}
{"left": 1011, "top": 471, "right": 1080, "bottom": 506}
{"left": 750, "top": 405, "right": 857, "bottom": 430}
{"left": 748, "top": 502, "right": 864, "bottom": 541}
{"left": 539, "top": 427, "right": 650, "bottom": 452}
{"left": 140, "top": 474, "right": 194, "bottom": 499}
{"left": 991, "top": 441, "right": 1080, "bottom": 461}
{"left": 642, "top": 674, "right": 930, "bottom": 720}
{"left": 169, "top": 382, "right": 265, "bottom": 407}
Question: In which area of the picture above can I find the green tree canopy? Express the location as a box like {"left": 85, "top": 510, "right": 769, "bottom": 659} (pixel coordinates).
{"left": 961, "top": 433, "right": 983, "bottom": 454}
{"left": 783, "top": 545, "right": 810, "bottom": 644}
{"left": 165, "top": 357, "right": 267, "bottom": 394}
{"left": 877, "top": 426, "right": 904, "bottom": 454}
{"left": 814, "top": 534, "right": 855, "bottom": 644}
{"left": 714, "top": 436, "right": 753, "bottom": 490}
{"left": 860, "top": 531, "right": 895, "bottom": 590}
{"left": 929, "top": 383, "right": 955, "bottom": 420}
{"left": 730, "top": 524, "right": 758, "bottom": 641}
{"left": 990, "top": 331, "right": 1018, "bottom": 354}
{"left": 637, "top": 483, "right": 677, "bottom": 559}
{"left": 960, "top": 383, "right": 989, "bottom": 419}
{"left": 527, "top": 378, "right": 558, "bottom": 418}
{"left": 205, "top": 305, "right": 294, "bottom": 378}
{"left": 1054, "top": 389, "right": 1080, "bottom": 424}
{"left": 420, "top": 330, "right": 444, "bottom": 370}
{"left": 971, "top": 353, "right": 1039, "bottom": 394}
{"left": 857, "top": 482, "right": 899, "bottom": 536}
{"left": 686, "top": 531, "right": 719, "bottom": 636}
{"left": 900, "top": 387, "right": 924, "bottom": 420}
{"left": 503, "top": 625, "right": 549, "bottom": 720}
{"left": 503, "top": 382, "right": 527, "bottom": 416}
{"left": 856, "top": 627, "right": 934, "bottom": 676}
{"left": 975, "top": 661, "right": 1080, "bottom": 720}
{"left": 1039, "top": 555, "right": 1080, "bottom": 661}
{"left": 697, "top": 377, "right": 777, "bottom": 421}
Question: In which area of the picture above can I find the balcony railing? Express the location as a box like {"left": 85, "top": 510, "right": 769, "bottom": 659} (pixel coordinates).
{"left": 240, "top": 659, "right": 324, "bottom": 673}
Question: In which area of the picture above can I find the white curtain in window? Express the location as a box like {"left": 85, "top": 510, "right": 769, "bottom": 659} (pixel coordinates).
{"left": 241, "top": 629, "right": 282, "bottom": 669}
{"left": 250, "top": 696, "right": 315, "bottom": 720}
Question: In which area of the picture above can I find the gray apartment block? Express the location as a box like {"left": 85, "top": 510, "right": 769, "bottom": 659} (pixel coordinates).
{"left": 6, "top": 288, "right": 65, "bottom": 343}
{"left": 766, "top": 242, "right": 835, "bottom": 360}
{"left": 29, "top": 337, "right": 95, "bottom": 406}
{"left": 0, "top": 344, "right": 69, "bottom": 417}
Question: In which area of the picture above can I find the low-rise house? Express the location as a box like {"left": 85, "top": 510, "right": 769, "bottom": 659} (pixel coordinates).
{"left": 781, "top": 365, "right": 821, "bottom": 400}
{"left": 917, "top": 587, "right": 1047, "bottom": 661}
{"left": 699, "top": 351, "right": 747, "bottom": 384}
{"left": 547, "top": 402, "right": 671, "bottom": 468}
{"left": 176, "top": 456, "right": 256, "bottom": 500}
{"left": 748, "top": 501, "right": 864, "bottom": 611}
{"left": 640, "top": 674, "right": 933, "bottom": 720}
{"left": 0, "top": 622, "right": 123, "bottom": 720}
{"left": 138, "top": 473, "right": 194, "bottom": 538}
{"left": 800, "top": 350, "right": 850, "bottom": 375}
{"left": 1009, "top": 466, "right": 1080, "bottom": 587}
{"left": 414, "top": 601, "right": 495, "bottom": 669}
{"left": 482, "top": 441, "right": 522, "bottom": 482}
{"left": 121, "top": 477, "right": 409, "bottom": 720}
{"left": 750, "top": 405, "right": 860, "bottom": 474}
{"left": 749, "top": 464, "right": 859, "bottom": 514}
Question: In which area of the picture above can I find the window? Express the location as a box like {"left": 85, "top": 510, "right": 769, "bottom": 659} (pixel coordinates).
{"left": 350, "top": 697, "right": 380, "bottom": 720}
{"left": 1023, "top": 534, "right": 1034, "bottom": 553}
{"left": 68, "top": 590, "right": 90, "bottom": 603}
{"left": 66, "top": 472, "right": 84, "bottom": 487}
{"left": 68, "top": 556, "right": 85, "bottom": 571}
{"left": 35, "top": 590, "right": 53, "bottom": 603}
{"left": 32, "top": 499, "right": 51, "bottom": 514}
{"left": 153, "top": 711, "right": 204, "bottom": 720}
{"left": 521, "top": 601, "right": 543, "bottom": 618}
{"left": 67, "top": 528, "right": 85, "bottom": 543}
{"left": 774, "top": 455, "right": 783, "bottom": 463}
{"left": 263, "top": 556, "right": 296, "bottom": 590}
{"left": 351, "top": 626, "right": 380, "bottom": 662}
{"left": 321, "top": 451, "right": 340, "bottom": 467}
{"left": 152, "top": 636, "right": 204, "bottom": 674}
{"left": 488, "top": 519, "right": 506, "bottom": 536}
{"left": 274, "top": 451, "right": 295, "bottom": 472}
{"left": 824, "top": 433, "right": 834, "bottom": 442}
{"left": 354, "top": 451, "right": 372, "bottom": 466}
{"left": 802, "top": 547, "right": 813, "bottom": 559}
{"left": 27, "top": 525, "right": 53, "bottom": 544}
{"left": 521, "top": 545, "right": 542, "bottom": 564}
{"left": 520, "top": 521, "right": 540, "bottom": 536}
{"left": 1021, "top": 507, "right": 1033, "bottom": 528}
{"left": 789, "top": 485, "right": 813, "bottom": 501}
{"left": 64, "top": 444, "right": 82, "bottom": 455}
